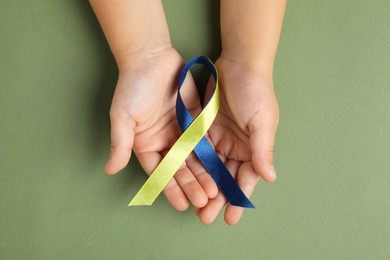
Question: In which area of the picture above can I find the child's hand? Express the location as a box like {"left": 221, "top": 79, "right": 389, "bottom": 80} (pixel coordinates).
{"left": 194, "top": 57, "right": 279, "bottom": 225}
{"left": 105, "top": 48, "right": 218, "bottom": 210}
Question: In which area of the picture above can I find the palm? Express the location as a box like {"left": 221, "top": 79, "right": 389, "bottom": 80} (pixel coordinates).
{"left": 196, "top": 57, "right": 279, "bottom": 225}
{"left": 107, "top": 48, "right": 217, "bottom": 210}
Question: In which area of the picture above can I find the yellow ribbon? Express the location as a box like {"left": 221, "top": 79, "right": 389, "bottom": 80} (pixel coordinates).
{"left": 129, "top": 68, "right": 219, "bottom": 206}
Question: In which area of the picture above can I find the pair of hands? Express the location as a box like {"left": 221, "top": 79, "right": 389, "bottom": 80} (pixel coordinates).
{"left": 104, "top": 47, "right": 279, "bottom": 225}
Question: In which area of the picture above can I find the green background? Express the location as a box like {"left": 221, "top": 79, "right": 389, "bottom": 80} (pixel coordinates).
{"left": 1, "top": 0, "right": 389, "bottom": 259}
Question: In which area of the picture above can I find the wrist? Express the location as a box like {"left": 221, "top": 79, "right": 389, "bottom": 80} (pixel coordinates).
{"left": 90, "top": 0, "right": 173, "bottom": 72}
{"left": 219, "top": 50, "right": 275, "bottom": 79}
{"left": 115, "top": 38, "right": 172, "bottom": 72}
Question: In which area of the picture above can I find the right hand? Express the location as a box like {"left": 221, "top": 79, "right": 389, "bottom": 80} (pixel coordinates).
{"left": 105, "top": 47, "right": 218, "bottom": 210}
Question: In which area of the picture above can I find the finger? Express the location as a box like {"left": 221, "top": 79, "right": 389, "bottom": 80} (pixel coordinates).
{"left": 163, "top": 179, "right": 190, "bottom": 212}
{"left": 186, "top": 153, "right": 218, "bottom": 199}
{"left": 194, "top": 206, "right": 201, "bottom": 216}
{"left": 158, "top": 150, "right": 209, "bottom": 208}
{"left": 249, "top": 109, "right": 279, "bottom": 182}
{"left": 174, "top": 162, "right": 209, "bottom": 208}
{"left": 224, "top": 162, "right": 261, "bottom": 226}
{"left": 105, "top": 111, "right": 136, "bottom": 175}
{"left": 197, "top": 159, "right": 240, "bottom": 225}
{"left": 137, "top": 152, "right": 190, "bottom": 211}
{"left": 197, "top": 192, "right": 226, "bottom": 225}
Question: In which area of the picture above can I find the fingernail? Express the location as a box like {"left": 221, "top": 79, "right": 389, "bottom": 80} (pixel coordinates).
{"left": 269, "top": 166, "right": 277, "bottom": 180}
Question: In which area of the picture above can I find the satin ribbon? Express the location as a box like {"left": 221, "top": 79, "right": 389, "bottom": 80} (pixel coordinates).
{"left": 129, "top": 56, "right": 254, "bottom": 208}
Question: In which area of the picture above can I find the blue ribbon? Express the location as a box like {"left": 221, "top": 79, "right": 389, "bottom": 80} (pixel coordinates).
{"left": 176, "top": 56, "right": 254, "bottom": 208}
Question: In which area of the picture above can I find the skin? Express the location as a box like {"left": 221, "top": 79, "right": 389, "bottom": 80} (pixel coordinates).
{"left": 89, "top": 0, "right": 287, "bottom": 224}
{"left": 193, "top": 0, "right": 287, "bottom": 225}
{"left": 89, "top": 0, "right": 218, "bottom": 211}
{"left": 193, "top": 57, "right": 280, "bottom": 225}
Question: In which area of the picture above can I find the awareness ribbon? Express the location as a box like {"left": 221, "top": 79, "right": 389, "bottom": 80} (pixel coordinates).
{"left": 129, "top": 56, "right": 254, "bottom": 208}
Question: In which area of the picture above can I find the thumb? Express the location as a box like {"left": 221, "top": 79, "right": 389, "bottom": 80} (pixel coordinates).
{"left": 249, "top": 111, "right": 279, "bottom": 182}
{"left": 105, "top": 111, "right": 135, "bottom": 175}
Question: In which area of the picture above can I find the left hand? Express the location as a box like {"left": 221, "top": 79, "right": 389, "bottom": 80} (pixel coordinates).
{"left": 191, "top": 57, "right": 279, "bottom": 225}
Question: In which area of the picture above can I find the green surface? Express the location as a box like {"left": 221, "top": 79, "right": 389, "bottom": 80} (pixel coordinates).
{"left": 1, "top": 0, "right": 390, "bottom": 259}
